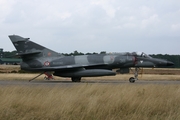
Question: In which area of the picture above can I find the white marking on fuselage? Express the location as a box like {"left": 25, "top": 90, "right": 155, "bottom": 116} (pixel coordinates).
{"left": 140, "top": 60, "right": 143, "bottom": 63}
{"left": 75, "top": 55, "right": 89, "bottom": 65}
{"left": 103, "top": 55, "right": 114, "bottom": 64}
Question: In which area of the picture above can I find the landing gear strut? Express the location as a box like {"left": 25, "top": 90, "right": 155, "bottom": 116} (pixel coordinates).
{"left": 29, "top": 72, "right": 44, "bottom": 82}
{"left": 29, "top": 72, "right": 54, "bottom": 82}
{"left": 71, "top": 77, "right": 81, "bottom": 82}
{"left": 129, "top": 67, "right": 141, "bottom": 83}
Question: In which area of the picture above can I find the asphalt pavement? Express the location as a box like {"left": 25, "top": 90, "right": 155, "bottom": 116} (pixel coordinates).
{"left": 0, "top": 79, "right": 180, "bottom": 86}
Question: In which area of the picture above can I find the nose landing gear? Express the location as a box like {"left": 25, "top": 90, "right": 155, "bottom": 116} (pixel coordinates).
{"left": 129, "top": 67, "right": 141, "bottom": 83}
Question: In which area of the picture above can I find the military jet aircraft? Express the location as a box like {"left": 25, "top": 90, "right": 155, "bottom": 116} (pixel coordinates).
{"left": 8, "top": 35, "right": 174, "bottom": 83}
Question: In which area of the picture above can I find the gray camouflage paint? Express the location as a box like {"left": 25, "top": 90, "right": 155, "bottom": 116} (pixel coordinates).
{"left": 8, "top": 35, "right": 174, "bottom": 81}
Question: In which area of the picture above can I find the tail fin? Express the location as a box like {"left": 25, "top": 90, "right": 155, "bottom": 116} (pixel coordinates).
{"left": 8, "top": 35, "right": 59, "bottom": 58}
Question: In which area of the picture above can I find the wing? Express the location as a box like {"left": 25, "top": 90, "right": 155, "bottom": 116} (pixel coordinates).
{"left": 25, "top": 63, "right": 109, "bottom": 71}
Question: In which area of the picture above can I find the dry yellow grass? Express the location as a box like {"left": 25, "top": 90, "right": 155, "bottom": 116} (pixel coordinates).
{"left": 0, "top": 73, "right": 180, "bottom": 81}
{"left": 1, "top": 65, "right": 180, "bottom": 81}
{"left": 0, "top": 84, "right": 180, "bottom": 120}
{"left": 0, "top": 65, "right": 20, "bottom": 73}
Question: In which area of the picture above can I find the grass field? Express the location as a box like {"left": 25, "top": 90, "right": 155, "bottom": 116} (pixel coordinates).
{"left": 0, "top": 65, "right": 180, "bottom": 120}
{"left": 0, "top": 84, "right": 180, "bottom": 120}
{"left": 0, "top": 65, "right": 180, "bottom": 81}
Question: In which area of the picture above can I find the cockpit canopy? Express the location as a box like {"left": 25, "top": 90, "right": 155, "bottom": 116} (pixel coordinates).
{"left": 107, "top": 52, "right": 152, "bottom": 58}
{"left": 134, "top": 52, "right": 152, "bottom": 58}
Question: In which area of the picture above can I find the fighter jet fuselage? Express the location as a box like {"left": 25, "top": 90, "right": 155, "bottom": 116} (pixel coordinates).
{"left": 9, "top": 35, "right": 174, "bottom": 83}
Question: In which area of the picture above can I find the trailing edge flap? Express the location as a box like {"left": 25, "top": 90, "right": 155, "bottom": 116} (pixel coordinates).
{"left": 16, "top": 51, "right": 42, "bottom": 56}
{"left": 26, "top": 63, "right": 109, "bottom": 71}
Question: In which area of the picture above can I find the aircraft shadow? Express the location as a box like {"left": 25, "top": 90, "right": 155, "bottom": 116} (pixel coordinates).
{"left": 31, "top": 80, "right": 128, "bottom": 84}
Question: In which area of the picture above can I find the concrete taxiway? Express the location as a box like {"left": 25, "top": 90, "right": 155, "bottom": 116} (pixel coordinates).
{"left": 0, "top": 80, "right": 180, "bottom": 86}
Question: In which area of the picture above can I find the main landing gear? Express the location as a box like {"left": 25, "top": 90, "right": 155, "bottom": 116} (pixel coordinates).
{"left": 44, "top": 72, "right": 54, "bottom": 80}
{"left": 71, "top": 77, "right": 81, "bottom": 82}
{"left": 29, "top": 72, "right": 54, "bottom": 82}
{"left": 129, "top": 67, "right": 141, "bottom": 83}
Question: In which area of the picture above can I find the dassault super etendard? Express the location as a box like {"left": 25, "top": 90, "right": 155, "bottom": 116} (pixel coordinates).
{"left": 9, "top": 35, "right": 174, "bottom": 83}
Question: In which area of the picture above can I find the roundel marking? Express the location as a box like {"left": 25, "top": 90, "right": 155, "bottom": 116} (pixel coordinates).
{"left": 44, "top": 61, "right": 50, "bottom": 66}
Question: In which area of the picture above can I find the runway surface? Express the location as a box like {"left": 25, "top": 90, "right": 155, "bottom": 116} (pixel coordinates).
{"left": 0, "top": 80, "right": 180, "bottom": 86}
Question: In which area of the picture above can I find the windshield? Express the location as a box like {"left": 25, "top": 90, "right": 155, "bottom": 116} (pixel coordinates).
{"left": 136, "top": 52, "right": 152, "bottom": 58}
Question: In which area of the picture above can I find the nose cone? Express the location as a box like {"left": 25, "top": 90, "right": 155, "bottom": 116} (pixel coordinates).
{"left": 167, "top": 61, "right": 174, "bottom": 66}
{"left": 151, "top": 58, "right": 174, "bottom": 67}
{"left": 156, "top": 59, "right": 174, "bottom": 67}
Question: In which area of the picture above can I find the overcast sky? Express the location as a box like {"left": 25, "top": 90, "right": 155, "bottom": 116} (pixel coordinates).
{"left": 0, "top": 0, "right": 180, "bottom": 54}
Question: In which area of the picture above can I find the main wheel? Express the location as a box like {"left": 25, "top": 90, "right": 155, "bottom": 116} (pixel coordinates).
{"left": 71, "top": 77, "right": 81, "bottom": 82}
{"left": 129, "top": 77, "right": 135, "bottom": 83}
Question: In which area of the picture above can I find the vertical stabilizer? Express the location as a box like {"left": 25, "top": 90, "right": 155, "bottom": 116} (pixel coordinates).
{"left": 9, "top": 35, "right": 59, "bottom": 58}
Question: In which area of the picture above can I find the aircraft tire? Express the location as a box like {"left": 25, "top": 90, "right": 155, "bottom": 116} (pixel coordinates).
{"left": 71, "top": 77, "right": 81, "bottom": 82}
{"left": 129, "top": 77, "right": 135, "bottom": 83}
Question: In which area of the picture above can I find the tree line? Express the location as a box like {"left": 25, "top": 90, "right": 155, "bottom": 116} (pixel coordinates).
{"left": 150, "top": 54, "right": 180, "bottom": 68}
{"left": 3, "top": 50, "right": 180, "bottom": 68}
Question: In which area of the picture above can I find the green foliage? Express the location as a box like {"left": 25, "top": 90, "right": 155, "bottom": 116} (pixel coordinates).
{"left": 100, "top": 51, "right": 106, "bottom": 54}
{"left": 63, "top": 50, "right": 84, "bottom": 56}
{"left": 63, "top": 51, "right": 98, "bottom": 56}
{"left": 150, "top": 54, "right": 180, "bottom": 68}
{"left": 3, "top": 50, "right": 17, "bottom": 58}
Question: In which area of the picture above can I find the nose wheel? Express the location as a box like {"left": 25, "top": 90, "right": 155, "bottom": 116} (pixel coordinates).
{"left": 129, "top": 77, "right": 135, "bottom": 83}
{"left": 129, "top": 67, "right": 141, "bottom": 83}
